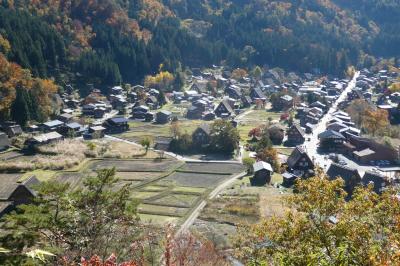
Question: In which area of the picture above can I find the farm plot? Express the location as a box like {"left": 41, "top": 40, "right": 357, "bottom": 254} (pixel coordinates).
{"left": 55, "top": 172, "right": 89, "bottom": 189}
{"left": 180, "top": 162, "right": 245, "bottom": 174}
{"left": 138, "top": 204, "right": 188, "bottom": 217}
{"left": 114, "top": 180, "right": 144, "bottom": 189}
{"left": 150, "top": 193, "right": 200, "bottom": 208}
{"left": 89, "top": 159, "right": 181, "bottom": 172}
{"left": 139, "top": 214, "right": 180, "bottom": 225}
{"left": 115, "top": 171, "right": 166, "bottom": 181}
{"left": 165, "top": 172, "right": 232, "bottom": 188}
{"left": 0, "top": 151, "right": 22, "bottom": 161}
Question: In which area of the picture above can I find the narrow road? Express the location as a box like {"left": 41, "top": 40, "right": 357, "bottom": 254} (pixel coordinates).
{"left": 105, "top": 135, "right": 243, "bottom": 164}
{"left": 106, "top": 134, "right": 246, "bottom": 236}
{"left": 177, "top": 170, "right": 246, "bottom": 235}
{"left": 303, "top": 72, "right": 360, "bottom": 170}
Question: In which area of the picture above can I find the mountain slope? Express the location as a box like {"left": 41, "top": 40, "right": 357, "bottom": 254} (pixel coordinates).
{"left": 0, "top": 0, "right": 399, "bottom": 95}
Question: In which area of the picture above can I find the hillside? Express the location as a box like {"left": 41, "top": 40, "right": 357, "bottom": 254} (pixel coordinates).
{"left": 0, "top": 0, "right": 399, "bottom": 120}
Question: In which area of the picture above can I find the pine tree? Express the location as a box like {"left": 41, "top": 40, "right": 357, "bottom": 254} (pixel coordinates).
{"left": 11, "top": 86, "right": 30, "bottom": 126}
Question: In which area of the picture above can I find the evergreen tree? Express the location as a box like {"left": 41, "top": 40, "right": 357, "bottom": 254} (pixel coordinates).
{"left": 11, "top": 86, "right": 30, "bottom": 126}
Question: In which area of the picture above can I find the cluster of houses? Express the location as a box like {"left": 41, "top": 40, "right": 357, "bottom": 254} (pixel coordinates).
{"left": 0, "top": 121, "right": 23, "bottom": 151}
{"left": 250, "top": 145, "right": 391, "bottom": 196}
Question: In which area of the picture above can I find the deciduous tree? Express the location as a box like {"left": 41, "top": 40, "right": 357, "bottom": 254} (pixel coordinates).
{"left": 234, "top": 174, "right": 400, "bottom": 266}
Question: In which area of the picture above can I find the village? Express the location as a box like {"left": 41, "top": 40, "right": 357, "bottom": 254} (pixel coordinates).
{"left": 1, "top": 65, "right": 400, "bottom": 247}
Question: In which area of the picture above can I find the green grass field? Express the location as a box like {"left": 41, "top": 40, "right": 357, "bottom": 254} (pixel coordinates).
{"left": 123, "top": 120, "right": 209, "bottom": 142}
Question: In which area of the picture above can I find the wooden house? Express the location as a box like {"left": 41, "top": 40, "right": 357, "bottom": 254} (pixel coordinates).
{"left": 187, "top": 106, "right": 202, "bottom": 119}
{"left": 362, "top": 171, "right": 389, "bottom": 194}
{"left": 42, "top": 120, "right": 65, "bottom": 133}
{"left": 103, "top": 117, "right": 129, "bottom": 133}
{"left": 156, "top": 111, "right": 172, "bottom": 124}
{"left": 318, "top": 130, "right": 346, "bottom": 151}
{"left": 192, "top": 124, "right": 211, "bottom": 148}
{"left": 60, "top": 122, "right": 84, "bottom": 137}
{"left": 145, "top": 96, "right": 159, "bottom": 109}
{"left": 225, "top": 86, "right": 242, "bottom": 100}
{"left": 286, "top": 146, "right": 314, "bottom": 177}
{"left": 58, "top": 113, "right": 73, "bottom": 123}
{"left": 250, "top": 87, "right": 267, "bottom": 103}
{"left": 82, "top": 104, "right": 96, "bottom": 116}
{"left": 4, "top": 124, "right": 23, "bottom": 138}
{"left": 215, "top": 100, "right": 234, "bottom": 118}
{"left": 0, "top": 175, "right": 39, "bottom": 218}
{"left": 277, "top": 95, "right": 293, "bottom": 110}
{"left": 286, "top": 124, "right": 306, "bottom": 144}
{"left": 132, "top": 105, "right": 149, "bottom": 119}
{"left": 251, "top": 161, "right": 273, "bottom": 186}
{"left": 26, "top": 132, "right": 63, "bottom": 149}
{"left": 86, "top": 126, "right": 105, "bottom": 139}
{"left": 327, "top": 163, "right": 361, "bottom": 194}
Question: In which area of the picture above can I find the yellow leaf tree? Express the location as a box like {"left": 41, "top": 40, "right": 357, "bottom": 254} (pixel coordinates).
{"left": 234, "top": 174, "right": 400, "bottom": 265}
{"left": 362, "top": 109, "right": 389, "bottom": 136}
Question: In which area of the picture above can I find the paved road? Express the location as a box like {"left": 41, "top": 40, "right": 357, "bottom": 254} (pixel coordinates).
{"left": 301, "top": 72, "right": 378, "bottom": 175}
{"left": 302, "top": 73, "right": 359, "bottom": 167}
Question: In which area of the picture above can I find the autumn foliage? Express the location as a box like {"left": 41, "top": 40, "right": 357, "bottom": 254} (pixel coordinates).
{"left": 0, "top": 53, "right": 57, "bottom": 121}
{"left": 234, "top": 174, "right": 400, "bottom": 265}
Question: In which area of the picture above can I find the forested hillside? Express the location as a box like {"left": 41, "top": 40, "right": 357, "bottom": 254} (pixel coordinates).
{"left": 0, "top": 0, "right": 399, "bottom": 96}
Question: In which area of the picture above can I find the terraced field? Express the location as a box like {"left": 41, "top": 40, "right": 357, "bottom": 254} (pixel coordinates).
{"left": 0, "top": 148, "right": 245, "bottom": 228}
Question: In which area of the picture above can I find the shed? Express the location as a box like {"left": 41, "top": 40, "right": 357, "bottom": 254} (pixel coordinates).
{"left": 251, "top": 161, "right": 273, "bottom": 186}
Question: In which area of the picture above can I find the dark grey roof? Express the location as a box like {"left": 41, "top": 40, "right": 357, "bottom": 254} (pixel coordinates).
{"left": 157, "top": 110, "right": 172, "bottom": 116}
{"left": 109, "top": 117, "right": 128, "bottom": 124}
{"left": 327, "top": 163, "right": 361, "bottom": 182}
{"left": 252, "top": 87, "right": 266, "bottom": 99}
{"left": 218, "top": 100, "right": 234, "bottom": 114}
{"left": 362, "top": 171, "right": 389, "bottom": 193}
{"left": 289, "top": 124, "right": 305, "bottom": 137}
{"left": 318, "top": 130, "right": 345, "bottom": 139}
{"left": 287, "top": 146, "right": 312, "bottom": 169}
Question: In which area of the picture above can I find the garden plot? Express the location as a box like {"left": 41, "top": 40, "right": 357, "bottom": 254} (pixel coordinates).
{"left": 180, "top": 162, "right": 245, "bottom": 174}
{"left": 191, "top": 220, "right": 237, "bottom": 249}
{"left": 139, "top": 213, "right": 180, "bottom": 225}
{"left": 199, "top": 194, "right": 260, "bottom": 224}
{"left": 0, "top": 151, "right": 22, "bottom": 161}
{"left": 114, "top": 180, "right": 144, "bottom": 189}
{"left": 115, "top": 171, "right": 166, "bottom": 181}
{"left": 89, "top": 159, "right": 180, "bottom": 172}
{"left": 165, "top": 172, "right": 232, "bottom": 188}
{"left": 132, "top": 191, "right": 161, "bottom": 200}
{"left": 138, "top": 204, "right": 189, "bottom": 217}
{"left": 150, "top": 194, "right": 200, "bottom": 208}
{"left": 139, "top": 185, "right": 169, "bottom": 192}
{"left": 55, "top": 172, "right": 88, "bottom": 189}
